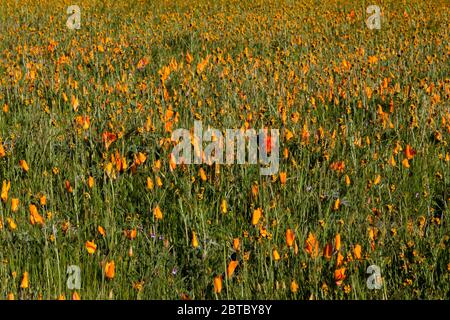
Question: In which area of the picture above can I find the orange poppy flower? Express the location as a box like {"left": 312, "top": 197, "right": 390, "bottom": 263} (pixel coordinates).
{"left": 11, "top": 198, "right": 19, "bottom": 212}
{"left": 135, "top": 152, "right": 147, "bottom": 166}
{"left": 192, "top": 231, "right": 199, "bottom": 248}
{"left": 88, "top": 176, "right": 95, "bottom": 189}
{"left": 7, "top": 218, "right": 17, "bottom": 230}
{"left": 305, "top": 232, "right": 319, "bottom": 257}
{"left": 323, "top": 242, "right": 333, "bottom": 260}
{"left": 72, "top": 291, "right": 81, "bottom": 300}
{"left": 65, "top": 180, "right": 73, "bottom": 193}
{"left": 85, "top": 240, "right": 97, "bottom": 254}
{"left": 20, "top": 272, "right": 29, "bottom": 289}
{"left": 102, "top": 132, "right": 117, "bottom": 150}
{"left": 98, "top": 225, "right": 106, "bottom": 237}
{"left": 19, "top": 160, "right": 29, "bottom": 172}
{"left": 169, "top": 153, "right": 177, "bottom": 171}
{"left": 137, "top": 57, "right": 149, "bottom": 70}
{"left": 334, "top": 267, "right": 346, "bottom": 286}
{"left": 336, "top": 252, "right": 344, "bottom": 266}
{"left": 154, "top": 205, "right": 163, "bottom": 220}
{"left": 105, "top": 261, "right": 115, "bottom": 279}
{"left": 286, "top": 229, "right": 295, "bottom": 247}
{"left": 405, "top": 144, "right": 416, "bottom": 160}
{"left": 252, "top": 208, "right": 262, "bottom": 225}
{"left": 333, "top": 198, "right": 341, "bottom": 211}
{"left": 353, "top": 244, "right": 362, "bottom": 260}
{"left": 233, "top": 238, "right": 240, "bottom": 251}
{"left": 125, "top": 229, "right": 137, "bottom": 240}
{"left": 280, "top": 172, "right": 287, "bottom": 185}
{"left": 402, "top": 158, "right": 410, "bottom": 168}
{"left": 273, "top": 249, "right": 281, "bottom": 261}
{"left": 335, "top": 233, "right": 341, "bottom": 251}
{"left": 251, "top": 184, "right": 259, "bottom": 198}
{"left": 330, "top": 161, "right": 345, "bottom": 173}
{"left": 214, "top": 275, "right": 223, "bottom": 294}
{"left": 29, "top": 204, "right": 44, "bottom": 225}
{"left": 199, "top": 168, "right": 207, "bottom": 182}
{"left": 1, "top": 180, "right": 10, "bottom": 203}
{"left": 221, "top": 199, "right": 227, "bottom": 214}
{"left": 227, "top": 260, "right": 238, "bottom": 277}
{"left": 140, "top": 175, "right": 151, "bottom": 190}
{"left": 345, "top": 174, "right": 351, "bottom": 185}
{"left": 290, "top": 280, "right": 299, "bottom": 293}
{"left": 40, "top": 195, "right": 47, "bottom": 206}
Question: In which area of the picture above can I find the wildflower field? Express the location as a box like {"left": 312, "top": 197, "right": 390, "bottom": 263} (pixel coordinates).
{"left": 0, "top": 0, "right": 449, "bottom": 300}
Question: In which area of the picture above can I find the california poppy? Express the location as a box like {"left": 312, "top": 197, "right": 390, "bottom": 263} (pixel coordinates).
{"left": 290, "top": 280, "right": 299, "bottom": 293}
{"left": 233, "top": 238, "right": 240, "bottom": 251}
{"left": 280, "top": 172, "right": 287, "bottom": 185}
{"left": 125, "top": 229, "right": 137, "bottom": 240}
{"left": 65, "top": 180, "right": 73, "bottom": 193}
{"left": 146, "top": 177, "right": 154, "bottom": 190}
{"left": 335, "top": 233, "right": 341, "bottom": 251}
{"left": 85, "top": 240, "right": 97, "bottom": 254}
{"left": 334, "top": 267, "right": 346, "bottom": 286}
{"left": 192, "top": 231, "right": 199, "bottom": 248}
{"left": 252, "top": 208, "right": 262, "bottom": 225}
{"left": 273, "top": 249, "right": 281, "bottom": 261}
{"left": 19, "top": 160, "right": 29, "bottom": 172}
{"left": 105, "top": 261, "right": 115, "bottom": 279}
{"left": 323, "top": 242, "right": 332, "bottom": 260}
{"left": 402, "top": 158, "right": 410, "bottom": 168}
{"left": 1, "top": 180, "right": 10, "bottom": 203}
{"left": 213, "top": 275, "right": 223, "bottom": 294}
{"left": 29, "top": 204, "right": 44, "bottom": 225}
{"left": 102, "top": 132, "right": 117, "bottom": 150}
{"left": 72, "top": 291, "right": 81, "bottom": 300}
{"left": 199, "top": 168, "right": 207, "bottom": 182}
{"left": 336, "top": 252, "right": 344, "bottom": 266}
{"left": 154, "top": 205, "right": 163, "bottom": 220}
{"left": 405, "top": 144, "right": 416, "bottom": 160}
{"left": 353, "top": 244, "right": 362, "bottom": 260}
{"left": 305, "top": 233, "right": 319, "bottom": 257}
{"left": 7, "top": 217, "right": 17, "bottom": 231}
{"left": 169, "top": 153, "right": 177, "bottom": 171}
{"left": 227, "top": 260, "right": 238, "bottom": 277}
{"left": 98, "top": 225, "right": 106, "bottom": 237}
{"left": 221, "top": 199, "right": 227, "bottom": 214}
{"left": 330, "top": 161, "right": 345, "bottom": 173}
{"left": 88, "top": 176, "right": 95, "bottom": 189}
{"left": 40, "top": 195, "right": 47, "bottom": 206}
{"left": 20, "top": 272, "right": 29, "bottom": 289}
{"left": 11, "top": 198, "right": 19, "bottom": 212}
{"left": 286, "top": 229, "right": 295, "bottom": 247}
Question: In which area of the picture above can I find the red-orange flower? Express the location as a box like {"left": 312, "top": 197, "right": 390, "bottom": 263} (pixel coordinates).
{"left": 405, "top": 144, "right": 416, "bottom": 160}
{"left": 227, "top": 260, "right": 238, "bottom": 277}
{"left": 334, "top": 267, "right": 346, "bottom": 286}
{"left": 330, "top": 161, "right": 345, "bottom": 173}
{"left": 102, "top": 132, "right": 117, "bottom": 150}
{"left": 286, "top": 229, "right": 295, "bottom": 247}
{"left": 305, "top": 232, "right": 319, "bottom": 257}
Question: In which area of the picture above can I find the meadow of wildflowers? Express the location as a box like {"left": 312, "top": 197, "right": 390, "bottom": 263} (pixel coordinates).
{"left": 0, "top": 0, "right": 449, "bottom": 300}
